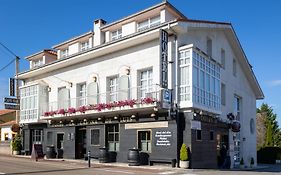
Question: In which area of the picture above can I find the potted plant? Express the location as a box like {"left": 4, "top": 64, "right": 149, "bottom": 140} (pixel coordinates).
{"left": 250, "top": 157, "right": 254, "bottom": 168}
{"left": 239, "top": 158, "right": 244, "bottom": 169}
{"left": 11, "top": 134, "right": 22, "bottom": 155}
{"left": 179, "top": 143, "right": 189, "bottom": 169}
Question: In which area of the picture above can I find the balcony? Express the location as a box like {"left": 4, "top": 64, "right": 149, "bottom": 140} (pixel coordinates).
{"left": 40, "top": 85, "right": 163, "bottom": 120}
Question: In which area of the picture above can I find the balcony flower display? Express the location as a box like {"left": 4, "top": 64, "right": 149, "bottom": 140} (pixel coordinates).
{"left": 57, "top": 109, "right": 66, "bottom": 115}
{"left": 68, "top": 107, "right": 76, "bottom": 114}
{"left": 141, "top": 97, "right": 155, "bottom": 104}
{"left": 42, "top": 98, "right": 158, "bottom": 117}
{"left": 78, "top": 106, "right": 87, "bottom": 113}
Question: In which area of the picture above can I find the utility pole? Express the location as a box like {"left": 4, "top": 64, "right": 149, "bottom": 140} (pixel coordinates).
{"left": 15, "top": 56, "right": 20, "bottom": 124}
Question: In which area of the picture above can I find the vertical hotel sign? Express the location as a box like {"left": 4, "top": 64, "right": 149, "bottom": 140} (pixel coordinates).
{"left": 160, "top": 29, "right": 168, "bottom": 88}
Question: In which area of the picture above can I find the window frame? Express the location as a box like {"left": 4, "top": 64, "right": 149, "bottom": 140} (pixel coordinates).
{"left": 106, "top": 124, "right": 120, "bottom": 152}
{"left": 137, "top": 15, "right": 160, "bottom": 32}
{"left": 108, "top": 76, "right": 119, "bottom": 102}
{"left": 90, "top": 128, "right": 100, "bottom": 146}
{"left": 60, "top": 48, "right": 69, "bottom": 58}
{"left": 77, "top": 82, "right": 87, "bottom": 107}
{"left": 80, "top": 41, "right": 89, "bottom": 51}
{"left": 196, "top": 129, "right": 202, "bottom": 141}
{"left": 137, "top": 130, "right": 152, "bottom": 153}
{"left": 111, "top": 29, "right": 122, "bottom": 41}
{"left": 139, "top": 68, "right": 153, "bottom": 99}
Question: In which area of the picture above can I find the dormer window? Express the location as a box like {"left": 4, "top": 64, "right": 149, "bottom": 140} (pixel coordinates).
{"left": 137, "top": 15, "right": 160, "bottom": 32}
{"left": 80, "top": 41, "right": 89, "bottom": 51}
{"left": 32, "top": 58, "right": 43, "bottom": 68}
{"left": 111, "top": 29, "right": 122, "bottom": 41}
{"left": 61, "top": 48, "right": 69, "bottom": 58}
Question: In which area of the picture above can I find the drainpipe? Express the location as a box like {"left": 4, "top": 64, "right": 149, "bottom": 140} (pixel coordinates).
{"left": 168, "top": 23, "right": 180, "bottom": 167}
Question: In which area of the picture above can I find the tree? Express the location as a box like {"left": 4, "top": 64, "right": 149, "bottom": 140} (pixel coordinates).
{"left": 257, "top": 103, "right": 281, "bottom": 147}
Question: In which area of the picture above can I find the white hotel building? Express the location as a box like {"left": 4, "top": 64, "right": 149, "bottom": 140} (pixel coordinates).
{"left": 18, "top": 1, "right": 263, "bottom": 168}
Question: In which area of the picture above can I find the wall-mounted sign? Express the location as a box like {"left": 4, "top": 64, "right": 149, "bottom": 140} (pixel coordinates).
{"left": 161, "top": 89, "right": 171, "bottom": 109}
{"left": 160, "top": 29, "right": 168, "bottom": 88}
{"left": 9, "top": 78, "right": 15, "bottom": 97}
{"left": 155, "top": 130, "right": 172, "bottom": 146}
{"left": 5, "top": 104, "right": 20, "bottom": 110}
{"left": 4, "top": 97, "right": 19, "bottom": 104}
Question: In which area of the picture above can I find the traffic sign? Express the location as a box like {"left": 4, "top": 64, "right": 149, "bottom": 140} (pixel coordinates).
{"left": 5, "top": 104, "right": 20, "bottom": 110}
{"left": 9, "top": 78, "right": 15, "bottom": 97}
{"left": 4, "top": 97, "right": 20, "bottom": 104}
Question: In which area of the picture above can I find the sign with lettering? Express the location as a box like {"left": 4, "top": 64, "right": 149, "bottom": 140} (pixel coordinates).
{"left": 9, "top": 78, "right": 15, "bottom": 96}
{"left": 4, "top": 97, "right": 19, "bottom": 104}
{"left": 155, "top": 130, "right": 172, "bottom": 146}
{"left": 160, "top": 29, "right": 168, "bottom": 88}
{"left": 161, "top": 89, "right": 171, "bottom": 109}
{"left": 5, "top": 104, "right": 20, "bottom": 110}
{"left": 191, "top": 120, "right": 201, "bottom": 130}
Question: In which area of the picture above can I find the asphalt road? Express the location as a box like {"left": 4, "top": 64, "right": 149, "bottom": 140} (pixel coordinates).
{"left": 0, "top": 155, "right": 280, "bottom": 175}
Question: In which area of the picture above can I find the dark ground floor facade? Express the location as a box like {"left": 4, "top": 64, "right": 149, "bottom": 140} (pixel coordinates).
{"left": 21, "top": 111, "right": 230, "bottom": 169}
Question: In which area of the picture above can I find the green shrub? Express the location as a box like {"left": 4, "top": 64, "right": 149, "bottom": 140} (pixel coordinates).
{"left": 180, "top": 143, "right": 189, "bottom": 161}
{"left": 240, "top": 158, "right": 244, "bottom": 165}
{"left": 12, "top": 134, "right": 22, "bottom": 151}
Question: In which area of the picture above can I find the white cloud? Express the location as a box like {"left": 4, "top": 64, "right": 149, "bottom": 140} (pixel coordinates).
{"left": 268, "top": 80, "right": 281, "bottom": 87}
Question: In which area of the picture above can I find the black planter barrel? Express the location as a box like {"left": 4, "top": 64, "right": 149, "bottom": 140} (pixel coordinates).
{"left": 99, "top": 147, "right": 109, "bottom": 163}
{"left": 128, "top": 148, "right": 140, "bottom": 166}
{"left": 46, "top": 146, "right": 56, "bottom": 159}
{"left": 57, "top": 148, "right": 64, "bottom": 159}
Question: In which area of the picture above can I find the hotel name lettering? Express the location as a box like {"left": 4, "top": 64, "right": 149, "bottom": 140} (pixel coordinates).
{"left": 160, "top": 29, "right": 168, "bottom": 88}
{"left": 155, "top": 131, "right": 172, "bottom": 146}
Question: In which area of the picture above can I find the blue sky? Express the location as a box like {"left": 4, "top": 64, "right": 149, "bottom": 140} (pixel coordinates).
{"left": 0, "top": 0, "right": 280, "bottom": 123}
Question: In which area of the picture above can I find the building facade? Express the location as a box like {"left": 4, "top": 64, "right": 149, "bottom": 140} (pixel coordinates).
{"left": 18, "top": 1, "right": 263, "bottom": 168}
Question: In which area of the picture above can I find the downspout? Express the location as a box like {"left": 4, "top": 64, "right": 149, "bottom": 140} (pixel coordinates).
{"left": 168, "top": 23, "right": 180, "bottom": 167}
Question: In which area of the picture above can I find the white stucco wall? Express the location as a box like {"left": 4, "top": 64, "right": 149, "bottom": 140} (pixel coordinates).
{"left": 178, "top": 29, "right": 257, "bottom": 167}
{"left": 0, "top": 126, "right": 14, "bottom": 142}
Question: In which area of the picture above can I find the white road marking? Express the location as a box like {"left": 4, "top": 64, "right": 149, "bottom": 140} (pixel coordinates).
{"left": 0, "top": 172, "right": 6, "bottom": 175}
{"left": 102, "top": 169, "right": 134, "bottom": 174}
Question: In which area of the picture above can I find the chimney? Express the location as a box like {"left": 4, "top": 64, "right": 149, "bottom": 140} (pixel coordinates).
{"left": 93, "top": 19, "right": 106, "bottom": 46}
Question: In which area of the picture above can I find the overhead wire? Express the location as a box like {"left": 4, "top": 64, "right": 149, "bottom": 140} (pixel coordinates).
{"left": 0, "top": 41, "right": 19, "bottom": 73}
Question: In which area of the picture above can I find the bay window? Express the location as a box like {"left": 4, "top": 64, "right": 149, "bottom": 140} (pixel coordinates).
{"left": 179, "top": 46, "right": 221, "bottom": 112}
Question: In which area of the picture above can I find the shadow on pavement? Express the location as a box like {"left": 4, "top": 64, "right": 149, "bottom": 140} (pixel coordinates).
{"left": 6, "top": 167, "right": 88, "bottom": 175}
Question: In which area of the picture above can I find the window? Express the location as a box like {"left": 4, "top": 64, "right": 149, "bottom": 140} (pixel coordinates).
{"left": 77, "top": 83, "right": 86, "bottom": 107}
{"left": 179, "top": 50, "right": 191, "bottom": 101}
{"left": 32, "top": 129, "right": 43, "bottom": 144}
{"left": 91, "top": 129, "right": 100, "bottom": 145}
{"left": 138, "top": 130, "right": 151, "bottom": 152}
{"left": 32, "top": 58, "right": 43, "bottom": 68}
{"left": 210, "top": 131, "right": 214, "bottom": 141}
{"left": 61, "top": 48, "right": 69, "bottom": 58}
{"left": 47, "top": 132, "right": 53, "bottom": 146}
{"left": 111, "top": 29, "right": 122, "bottom": 41}
{"left": 233, "top": 58, "right": 237, "bottom": 76}
{"left": 221, "top": 49, "right": 225, "bottom": 69}
{"left": 80, "top": 41, "right": 89, "bottom": 51}
{"left": 234, "top": 96, "right": 241, "bottom": 121}
{"left": 58, "top": 87, "right": 70, "bottom": 109}
{"left": 109, "top": 76, "right": 118, "bottom": 102}
{"left": 221, "top": 83, "right": 226, "bottom": 106}
{"left": 20, "top": 85, "right": 39, "bottom": 121}
{"left": 207, "top": 38, "right": 212, "bottom": 57}
{"left": 196, "top": 130, "right": 202, "bottom": 141}
{"left": 107, "top": 124, "right": 119, "bottom": 151}
{"left": 192, "top": 49, "right": 221, "bottom": 111}
{"left": 140, "top": 69, "right": 153, "bottom": 98}
{"left": 137, "top": 16, "right": 160, "bottom": 31}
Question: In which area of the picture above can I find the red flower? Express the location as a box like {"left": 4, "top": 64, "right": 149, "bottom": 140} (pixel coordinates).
{"left": 141, "top": 97, "right": 154, "bottom": 104}
{"left": 44, "top": 112, "right": 50, "bottom": 117}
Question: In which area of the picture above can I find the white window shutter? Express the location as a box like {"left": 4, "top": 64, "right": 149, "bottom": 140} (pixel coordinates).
{"left": 87, "top": 82, "right": 99, "bottom": 105}
{"left": 118, "top": 75, "right": 129, "bottom": 101}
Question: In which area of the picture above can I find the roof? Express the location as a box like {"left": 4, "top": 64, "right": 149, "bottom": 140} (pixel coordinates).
{"left": 0, "top": 120, "right": 16, "bottom": 127}
{"left": 100, "top": 1, "right": 187, "bottom": 30}
{"left": 25, "top": 49, "right": 57, "bottom": 60}
{"left": 178, "top": 18, "right": 231, "bottom": 26}
{"left": 52, "top": 31, "right": 94, "bottom": 49}
{"left": 0, "top": 110, "right": 15, "bottom": 116}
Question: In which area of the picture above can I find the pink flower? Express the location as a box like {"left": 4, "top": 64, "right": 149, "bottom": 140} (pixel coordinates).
{"left": 68, "top": 107, "right": 76, "bottom": 114}
{"left": 44, "top": 112, "right": 50, "bottom": 117}
{"left": 57, "top": 109, "right": 66, "bottom": 115}
{"left": 141, "top": 97, "right": 154, "bottom": 104}
{"left": 78, "top": 106, "right": 87, "bottom": 113}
